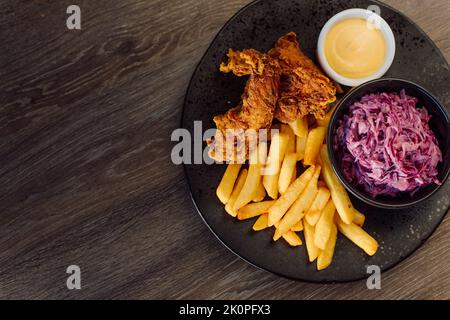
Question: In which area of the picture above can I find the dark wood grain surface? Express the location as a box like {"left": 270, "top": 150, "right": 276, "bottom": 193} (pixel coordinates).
{"left": 0, "top": 0, "right": 448, "bottom": 299}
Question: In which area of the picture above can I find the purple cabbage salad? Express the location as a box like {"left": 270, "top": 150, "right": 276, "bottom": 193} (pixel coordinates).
{"left": 334, "top": 90, "right": 442, "bottom": 198}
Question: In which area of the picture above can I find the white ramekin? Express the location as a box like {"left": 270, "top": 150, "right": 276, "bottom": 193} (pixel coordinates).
{"left": 317, "top": 8, "right": 396, "bottom": 87}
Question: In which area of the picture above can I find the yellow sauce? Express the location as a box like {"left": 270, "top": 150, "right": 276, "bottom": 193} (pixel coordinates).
{"left": 325, "top": 18, "right": 387, "bottom": 79}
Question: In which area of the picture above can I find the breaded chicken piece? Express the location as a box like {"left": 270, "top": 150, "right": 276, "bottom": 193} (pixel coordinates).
{"left": 208, "top": 49, "right": 281, "bottom": 162}
{"left": 269, "top": 32, "right": 336, "bottom": 123}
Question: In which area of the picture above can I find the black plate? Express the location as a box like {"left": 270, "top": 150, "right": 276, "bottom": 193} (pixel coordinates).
{"left": 182, "top": 0, "right": 450, "bottom": 282}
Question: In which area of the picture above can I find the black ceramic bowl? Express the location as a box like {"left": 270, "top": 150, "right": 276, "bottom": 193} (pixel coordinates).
{"left": 327, "top": 78, "right": 450, "bottom": 209}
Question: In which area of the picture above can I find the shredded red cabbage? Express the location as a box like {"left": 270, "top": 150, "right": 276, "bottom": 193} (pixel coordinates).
{"left": 334, "top": 90, "right": 442, "bottom": 198}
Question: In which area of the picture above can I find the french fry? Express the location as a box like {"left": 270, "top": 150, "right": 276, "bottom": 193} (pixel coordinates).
{"left": 233, "top": 144, "right": 267, "bottom": 211}
{"left": 296, "top": 135, "right": 307, "bottom": 161}
{"left": 273, "top": 221, "right": 281, "bottom": 241}
{"left": 282, "top": 231, "right": 303, "bottom": 246}
{"left": 263, "top": 174, "right": 279, "bottom": 200}
{"left": 267, "top": 166, "right": 316, "bottom": 226}
{"left": 289, "top": 116, "right": 309, "bottom": 138}
{"left": 320, "top": 145, "right": 355, "bottom": 224}
{"left": 316, "top": 105, "right": 337, "bottom": 127}
{"left": 264, "top": 132, "right": 288, "bottom": 175}
{"left": 237, "top": 200, "right": 276, "bottom": 220}
{"left": 291, "top": 220, "right": 304, "bottom": 232}
{"left": 305, "top": 187, "right": 331, "bottom": 226}
{"left": 225, "top": 169, "right": 248, "bottom": 217}
{"left": 337, "top": 218, "right": 379, "bottom": 256}
{"left": 304, "top": 221, "right": 320, "bottom": 262}
{"left": 263, "top": 132, "right": 289, "bottom": 199}
{"left": 253, "top": 214, "right": 269, "bottom": 231}
{"left": 233, "top": 168, "right": 261, "bottom": 211}
{"left": 287, "top": 136, "right": 296, "bottom": 156}
{"left": 353, "top": 209, "right": 366, "bottom": 227}
{"left": 276, "top": 166, "right": 321, "bottom": 236}
{"left": 314, "top": 200, "right": 336, "bottom": 250}
{"left": 278, "top": 153, "right": 297, "bottom": 194}
{"left": 273, "top": 227, "right": 282, "bottom": 241}
{"left": 317, "top": 223, "right": 337, "bottom": 270}
{"left": 252, "top": 181, "right": 266, "bottom": 202}
{"left": 304, "top": 127, "right": 327, "bottom": 166}
{"left": 258, "top": 141, "right": 269, "bottom": 164}
{"left": 281, "top": 124, "right": 296, "bottom": 154}
{"left": 293, "top": 117, "right": 308, "bottom": 161}
{"left": 267, "top": 124, "right": 280, "bottom": 142}
{"left": 216, "top": 164, "right": 242, "bottom": 204}
{"left": 291, "top": 166, "right": 297, "bottom": 184}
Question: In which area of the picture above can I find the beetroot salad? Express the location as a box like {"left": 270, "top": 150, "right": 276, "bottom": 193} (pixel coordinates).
{"left": 334, "top": 90, "right": 442, "bottom": 198}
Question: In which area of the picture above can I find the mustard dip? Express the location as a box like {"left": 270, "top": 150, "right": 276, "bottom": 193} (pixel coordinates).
{"left": 324, "top": 18, "right": 387, "bottom": 79}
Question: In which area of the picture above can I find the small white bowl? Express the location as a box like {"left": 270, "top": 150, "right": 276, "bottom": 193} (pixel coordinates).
{"left": 317, "top": 8, "right": 396, "bottom": 87}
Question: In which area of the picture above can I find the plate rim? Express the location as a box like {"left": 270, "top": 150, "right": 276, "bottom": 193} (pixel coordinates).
{"left": 181, "top": 0, "right": 450, "bottom": 283}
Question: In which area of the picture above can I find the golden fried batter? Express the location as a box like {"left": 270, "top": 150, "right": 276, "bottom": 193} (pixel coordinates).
{"left": 209, "top": 49, "right": 281, "bottom": 162}
{"left": 269, "top": 32, "right": 336, "bottom": 123}
{"left": 208, "top": 33, "right": 336, "bottom": 161}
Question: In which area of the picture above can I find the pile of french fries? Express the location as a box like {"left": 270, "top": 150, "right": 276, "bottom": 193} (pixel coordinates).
{"left": 216, "top": 107, "right": 379, "bottom": 271}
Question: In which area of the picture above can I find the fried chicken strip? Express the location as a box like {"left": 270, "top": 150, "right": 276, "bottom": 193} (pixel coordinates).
{"left": 209, "top": 49, "right": 281, "bottom": 162}
{"left": 269, "top": 32, "right": 336, "bottom": 123}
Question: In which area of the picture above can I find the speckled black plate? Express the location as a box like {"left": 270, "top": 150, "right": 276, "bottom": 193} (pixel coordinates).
{"left": 182, "top": 0, "right": 450, "bottom": 282}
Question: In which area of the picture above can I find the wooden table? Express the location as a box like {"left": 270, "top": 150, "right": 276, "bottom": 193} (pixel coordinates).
{"left": 0, "top": 0, "right": 448, "bottom": 299}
